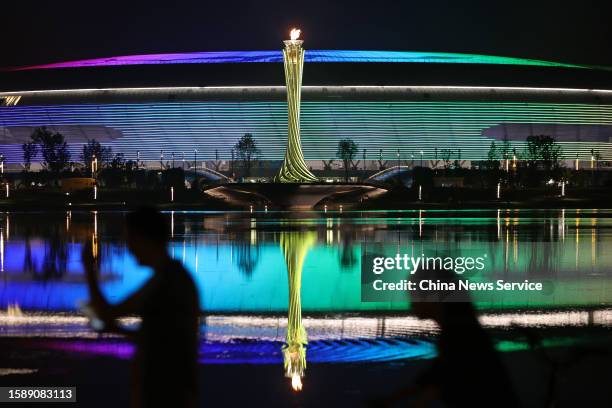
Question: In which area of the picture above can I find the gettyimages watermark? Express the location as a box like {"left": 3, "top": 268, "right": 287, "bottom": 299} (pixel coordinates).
{"left": 361, "top": 248, "right": 555, "bottom": 302}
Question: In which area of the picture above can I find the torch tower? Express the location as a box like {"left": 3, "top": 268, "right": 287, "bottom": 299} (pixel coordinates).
{"left": 277, "top": 29, "right": 318, "bottom": 183}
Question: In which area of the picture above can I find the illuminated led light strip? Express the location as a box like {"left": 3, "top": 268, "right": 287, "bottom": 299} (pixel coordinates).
{"left": 1, "top": 85, "right": 612, "bottom": 97}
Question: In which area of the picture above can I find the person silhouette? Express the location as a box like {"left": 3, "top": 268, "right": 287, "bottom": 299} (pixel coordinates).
{"left": 375, "top": 269, "right": 519, "bottom": 407}
{"left": 81, "top": 207, "right": 200, "bottom": 408}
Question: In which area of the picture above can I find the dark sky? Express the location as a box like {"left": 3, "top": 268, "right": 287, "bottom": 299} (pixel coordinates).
{"left": 2, "top": 0, "right": 611, "bottom": 68}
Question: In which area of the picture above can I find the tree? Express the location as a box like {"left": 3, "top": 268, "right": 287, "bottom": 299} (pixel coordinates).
{"left": 30, "top": 127, "right": 71, "bottom": 173}
{"left": 377, "top": 149, "right": 388, "bottom": 170}
{"left": 212, "top": 149, "right": 223, "bottom": 172}
{"left": 500, "top": 135, "right": 512, "bottom": 163}
{"left": 440, "top": 149, "right": 454, "bottom": 170}
{"left": 82, "top": 139, "right": 112, "bottom": 170}
{"left": 336, "top": 139, "right": 358, "bottom": 182}
{"left": 485, "top": 141, "right": 500, "bottom": 171}
{"left": 234, "top": 133, "right": 260, "bottom": 177}
{"left": 524, "top": 135, "right": 562, "bottom": 171}
{"left": 322, "top": 160, "right": 335, "bottom": 171}
{"left": 22, "top": 141, "right": 38, "bottom": 172}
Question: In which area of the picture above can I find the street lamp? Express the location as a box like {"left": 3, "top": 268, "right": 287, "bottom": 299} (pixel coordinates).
{"left": 194, "top": 149, "right": 198, "bottom": 180}
{"left": 561, "top": 181, "right": 565, "bottom": 197}
{"left": 420, "top": 150, "right": 424, "bottom": 167}
{"left": 91, "top": 154, "right": 97, "bottom": 178}
{"left": 363, "top": 149, "right": 366, "bottom": 172}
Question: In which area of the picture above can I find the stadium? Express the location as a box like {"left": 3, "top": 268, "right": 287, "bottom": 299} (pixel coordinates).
{"left": 1, "top": 49, "right": 612, "bottom": 172}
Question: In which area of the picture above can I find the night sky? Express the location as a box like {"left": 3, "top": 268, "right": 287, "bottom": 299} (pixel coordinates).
{"left": 2, "top": 0, "right": 611, "bottom": 68}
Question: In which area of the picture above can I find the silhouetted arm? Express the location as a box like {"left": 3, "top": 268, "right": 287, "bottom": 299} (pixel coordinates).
{"left": 82, "top": 240, "right": 113, "bottom": 321}
{"left": 81, "top": 241, "right": 153, "bottom": 330}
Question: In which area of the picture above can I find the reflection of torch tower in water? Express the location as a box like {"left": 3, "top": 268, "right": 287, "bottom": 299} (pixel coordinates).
{"left": 277, "top": 29, "right": 318, "bottom": 183}
{"left": 280, "top": 231, "right": 316, "bottom": 391}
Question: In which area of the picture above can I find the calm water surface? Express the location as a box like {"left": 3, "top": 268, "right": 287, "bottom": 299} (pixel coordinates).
{"left": 1, "top": 209, "right": 611, "bottom": 312}
{"left": 0, "top": 210, "right": 610, "bottom": 375}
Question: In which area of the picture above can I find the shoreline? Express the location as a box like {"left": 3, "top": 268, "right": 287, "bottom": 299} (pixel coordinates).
{"left": 2, "top": 196, "right": 612, "bottom": 212}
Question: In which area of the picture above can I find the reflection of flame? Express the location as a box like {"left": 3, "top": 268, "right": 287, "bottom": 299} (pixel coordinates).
{"left": 283, "top": 345, "right": 306, "bottom": 392}
{"left": 291, "top": 373, "right": 303, "bottom": 391}
{"left": 290, "top": 28, "right": 301, "bottom": 41}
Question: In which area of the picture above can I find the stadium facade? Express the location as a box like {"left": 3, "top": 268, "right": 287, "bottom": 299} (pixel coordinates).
{"left": 1, "top": 50, "right": 612, "bottom": 170}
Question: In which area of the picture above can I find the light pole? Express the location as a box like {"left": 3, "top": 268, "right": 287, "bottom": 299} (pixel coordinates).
{"left": 420, "top": 150, "right": 424, "bottom": 167}
{"left": 136, "top": 150, "right": 140, "bottom": 170}
{"left": 397, "top": 149, "right": 400, "bottom": 169}
{"left": 171, "top": 152, "right": 175, "bottom": 168}
{"left": 575, "top": 155, "right": 579, "bottom": 171}
{"left": 193, "top": 149, "right": 198, "bottom": 181}
{"left": 363, "top": 149, "right": 366, "bottom": 172}
{"left": 91, "top": 154, "right": 97, "bottom": 179}
{"left": 590, "top": 149, "right": 596, "bottom": 187}
{"left": 561, "top": 181, "right": 565, "bottom": 197}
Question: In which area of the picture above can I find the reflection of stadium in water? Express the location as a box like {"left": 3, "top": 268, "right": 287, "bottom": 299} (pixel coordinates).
{"left": 0, "top": 210, "right": 611, "bottom": 313}
{"left": 1, "top": 208, "right": 611, "bottom": 368}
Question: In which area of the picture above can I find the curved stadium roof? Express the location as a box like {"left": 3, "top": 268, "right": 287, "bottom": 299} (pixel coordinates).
{"left": 2, "top": 50, "right": 611, "bottom": 92}
{"left": 5, "top": 50, "right": 602, "bottom": 71}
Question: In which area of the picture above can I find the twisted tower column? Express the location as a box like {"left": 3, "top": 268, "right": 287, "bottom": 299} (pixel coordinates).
{"left": 277, "top": 35, "right": 317, "bottom": 183}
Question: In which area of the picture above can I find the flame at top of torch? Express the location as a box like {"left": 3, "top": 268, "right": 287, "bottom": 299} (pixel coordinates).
{"left": 290, "top": 28, "right": 301, "bottom": 41}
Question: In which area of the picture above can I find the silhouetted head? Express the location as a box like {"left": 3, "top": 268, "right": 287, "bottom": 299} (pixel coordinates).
{"left": 126, "top": 207, "right": 170, "bottom": 267}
